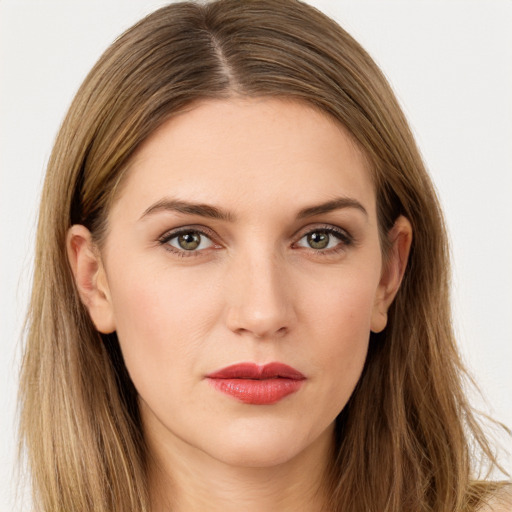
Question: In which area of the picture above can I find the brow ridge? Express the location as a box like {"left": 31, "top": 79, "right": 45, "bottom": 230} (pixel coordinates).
{"left": 140, "top": 196, "right": 367, "bottom": 222}
{"left": 297, "top": 197, "right": 367, "bottom": 218}
{"left": 140, "top": 199, "right": 235, "bottom": 221}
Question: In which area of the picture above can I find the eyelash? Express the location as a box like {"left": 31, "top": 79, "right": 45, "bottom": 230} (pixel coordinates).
{"left": 158, "top": 226, "right": 218, "bottom": 258}
{"left": 293, "top": 225, "right": 354, "bottom": 256}
{"left": 157, "top": 224, "right": 354, "bottom": 258}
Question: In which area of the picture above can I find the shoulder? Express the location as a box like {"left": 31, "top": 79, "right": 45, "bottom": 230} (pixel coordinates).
{"left": 476, "top": 485, "right": 512, "bottom": 512}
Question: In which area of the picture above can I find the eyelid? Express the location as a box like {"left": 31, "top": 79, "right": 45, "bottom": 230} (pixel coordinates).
{"left": 158, "top": 224, "right": 218, "bottom": 243}
{"left": 156, "top": 223, "right": 354, "bottom": 257}
{"left": 157, "top": 225, "right": 222, "bottom": 256}
{"left": 292, "top": 223, "right": 355, "bottom": 253}
{"left": 293, "top": 223, "right": 353, "bottom": 242}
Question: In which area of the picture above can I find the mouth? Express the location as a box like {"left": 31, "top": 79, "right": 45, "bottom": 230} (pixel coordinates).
{"left": 206, "top": 362, "right": 306, "bottom": 405}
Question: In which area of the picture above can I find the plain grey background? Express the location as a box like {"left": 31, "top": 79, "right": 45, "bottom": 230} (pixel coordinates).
{"left": 1, "top": 1, "right": 511, "bottom": 509}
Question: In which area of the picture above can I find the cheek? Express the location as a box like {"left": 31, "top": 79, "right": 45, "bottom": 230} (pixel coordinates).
{"left": 304, "top": 264, "right": 379, "bottom": 342}
{"left": 106, "top": 257, "right": 223, "bottom": 394}
{"left": 299, "top": 266, "right": 379, "bottom": 407}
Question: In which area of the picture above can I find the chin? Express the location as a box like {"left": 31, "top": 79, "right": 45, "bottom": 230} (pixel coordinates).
{"left": 213, "top": 439, "right": 304, "bottom": 468}
{"left": 203, "top": 418, "right": 333, "bottom": 469}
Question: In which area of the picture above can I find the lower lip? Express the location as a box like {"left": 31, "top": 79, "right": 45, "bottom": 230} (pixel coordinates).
{"left": 207, "top": 378, "right": 303, "bottom": 405}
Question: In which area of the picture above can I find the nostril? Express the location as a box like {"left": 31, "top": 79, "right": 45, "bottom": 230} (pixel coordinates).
{"left": 232, "top": 325, "right": 288, "bottom": 339}
{"left": 253, "top": 326, "right": 288, "bottom": 339}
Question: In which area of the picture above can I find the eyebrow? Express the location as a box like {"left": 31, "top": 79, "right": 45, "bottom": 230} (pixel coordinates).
{"left": 139, "top": 196, "right": 367, "bottom": 222}
{"left": 297, "top": 197, "right": 367, "bottom": 219}
{"left": 140, "top": 199, "right": 235, "bottom": 222}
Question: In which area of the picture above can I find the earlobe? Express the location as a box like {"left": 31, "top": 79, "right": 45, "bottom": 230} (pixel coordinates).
{"left": 370, "top": 216, "right": 413, "bottom": 333}
{"left": 66, "top": 225, "right": 116, "bottom": 333}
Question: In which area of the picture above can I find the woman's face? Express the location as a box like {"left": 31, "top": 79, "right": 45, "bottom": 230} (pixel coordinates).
{"left": 73, "top": 98, "right": 405, "bottom": 470}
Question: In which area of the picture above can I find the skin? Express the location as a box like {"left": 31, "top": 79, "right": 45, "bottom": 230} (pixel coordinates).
{"left": 68, "top": 98, "right": 412, "bottom": 511}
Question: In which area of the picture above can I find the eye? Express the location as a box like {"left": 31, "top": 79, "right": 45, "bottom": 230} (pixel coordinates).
{"left": 295, "top": 228, "right": 351, "bottom": 251}
{"left": 164, "top": 230, "right": 214, "bottom": 252}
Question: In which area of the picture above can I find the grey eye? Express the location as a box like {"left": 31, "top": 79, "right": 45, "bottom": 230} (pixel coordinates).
{"left": 307, "top": 231, "right": 329, "bottom": 249}
{"left": 168, "top": 231, "right": 213, "bottom": 251}
{"left": 297, "top": 230, "right": 344, "bottom": 250}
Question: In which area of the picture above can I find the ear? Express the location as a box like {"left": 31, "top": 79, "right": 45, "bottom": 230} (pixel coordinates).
{"left": 66, "top": 224, "right": 116, "bottom": 333}
{"left": 370, "top": 215, "right": 412, "bottom": 333}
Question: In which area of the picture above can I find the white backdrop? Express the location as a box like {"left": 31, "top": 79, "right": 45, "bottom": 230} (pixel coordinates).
{"left": 1, "top": 1, "right": 511, "bottom": 509}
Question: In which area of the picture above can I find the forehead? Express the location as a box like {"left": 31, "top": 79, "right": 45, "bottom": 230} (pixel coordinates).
{"left": 111, "top": 97, "right": 376, "bottom": 221}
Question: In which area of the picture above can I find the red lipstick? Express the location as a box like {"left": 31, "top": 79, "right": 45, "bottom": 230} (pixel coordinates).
{"left": 206, "top": 362, "right": 305, "bottom": 405}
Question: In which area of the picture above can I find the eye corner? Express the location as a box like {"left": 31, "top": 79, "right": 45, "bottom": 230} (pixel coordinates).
{"left": 157, "top": 226, "right": 221, "bottom": 257}
{"left": 293, "top": 225, "right": 355, "bottom": 254}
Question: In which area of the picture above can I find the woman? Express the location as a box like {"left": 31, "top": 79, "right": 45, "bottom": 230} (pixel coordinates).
{"left": 18, "top": 0, "right": 510, "bottom": 511}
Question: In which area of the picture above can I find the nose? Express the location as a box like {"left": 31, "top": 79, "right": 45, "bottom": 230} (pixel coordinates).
{"left": 224, "top": 250, "right": 297, "bottom": 339}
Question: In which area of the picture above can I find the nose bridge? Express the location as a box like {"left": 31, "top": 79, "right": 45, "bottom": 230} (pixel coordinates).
{"left": 225, "top": 241, "right": 295, "bottom": 338}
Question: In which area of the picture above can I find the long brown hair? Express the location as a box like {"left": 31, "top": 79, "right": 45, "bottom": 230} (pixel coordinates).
{"left": 19, "top": 1, "right": 508, "bottom": 510}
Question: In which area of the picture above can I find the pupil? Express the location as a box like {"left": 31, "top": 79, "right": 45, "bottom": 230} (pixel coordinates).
{"left": 178, "top": 232, "right": 200, "bottom": 250}
{"left": 308, "top": 231, "right": 329, "bottom": 249}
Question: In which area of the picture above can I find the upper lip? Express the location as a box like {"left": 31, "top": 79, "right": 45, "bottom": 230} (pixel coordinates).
{"left": 206, "top": 362, "right": 305, "bottom": 380}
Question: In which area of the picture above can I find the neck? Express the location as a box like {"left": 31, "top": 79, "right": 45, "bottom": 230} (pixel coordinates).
{"left": 147, "top": 425, "right": 334, "bottom": 512}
